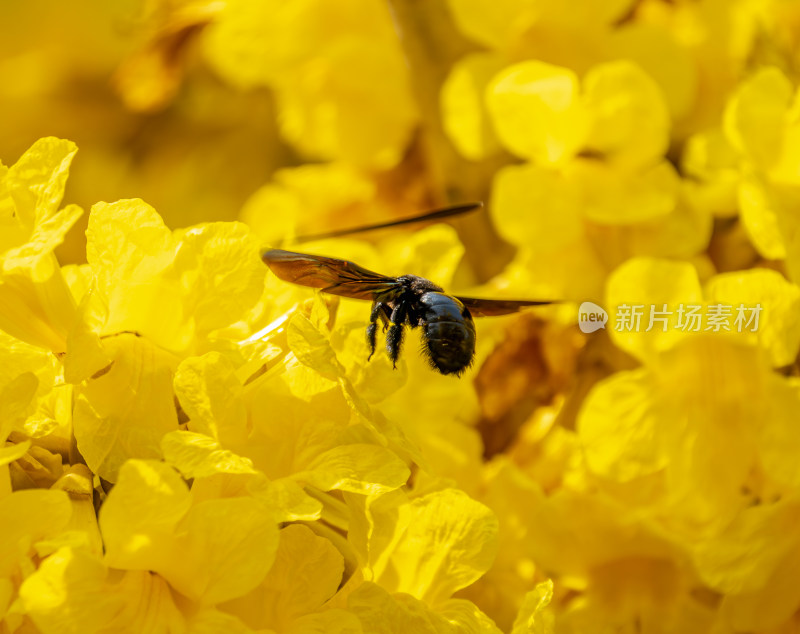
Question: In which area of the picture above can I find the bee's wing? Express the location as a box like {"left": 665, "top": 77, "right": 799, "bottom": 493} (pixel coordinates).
{"left": 456, "top": 296, "right": 556, "bottom": 317}
{"left": 263, "top": 249, "right": 400, "bottom": 301}
{"left": 287, "top": 202, "right": 483, "bottom": 244}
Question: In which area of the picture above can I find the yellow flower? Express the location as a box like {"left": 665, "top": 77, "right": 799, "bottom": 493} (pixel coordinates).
{"left": 605, "top": 257, "right": 800, "bottom": 367}
{"left": 240, "top": 162, "right": 380, "bottom": 246}
{"left": 346, "top": 580, "right": 501, "bottom": 633}
{"left": 169, "top": 332, "right": 410, "bottom": 523}
{"left": 204, "top": 0, "right": 418, "bottom": 168}
{"left": 712, "top": 66, "right": 800, "bottom": 281}
{"left": 444, "top": 0, "right": 634, "bottom": 70}
{"left": 19, "top": 546, "right": 186, "bottom": 634}
{"left": 240, "top": 311, "right": 412, "bottom": 495}
{"left": 82, "top": 198, "right": 265, "bottom": 355}
{"left": 0, "top": 138, "right": 81, "bottom": 352}
{"left": 692, "top": 496, "right": 800, "bottom": 632}
{"left": 480, "top": 460, "right": 704, "bottom": 634}
{"left": 511, "top": 580, "right": 555, "bottom": 634}
{"left": 72, "top": 333, "right": 178, "bottom": 483}
{"left": 99, "top": 459, "right": 280, "bottom": 604}
{"left": 580, "top": 332, "right": 800, "bottom": 534}
{"left": 347, "top": 488, "right": 498, "bottom": 606}
{"left": 482, "top": 60, "right": 710, "bottom": 299}
{"left": 220, "top": 523, "right": 353, "bottom": 631}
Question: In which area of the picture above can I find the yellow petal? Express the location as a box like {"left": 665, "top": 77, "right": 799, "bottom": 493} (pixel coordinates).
{"left": 86, "top": 202, "right": 174, "bottom": 285}
{"left": 0, "top": 440, "right": 31, "bottom": 469}
{"left": 772, "top": 89, "right": 800, "bottom": 184}
{"left": 724, "top": 66, "right": 792, "bottom": 170}
{"left": 287, "top": 609, "right": 362, "bottom": 634}
{"left": 0, "top": 489, "right": 71, "bottom": 578}
{"left": 221, "top": 524, "right": 343, "bottom": 630}
{"left": 287, "top": 313, "right": 344, "bottom": 380}
{"left": 114, "top": 570, "right": 186, "bottom": 632}
{"left": 173, "top": 221, "right": 265, "bottom": 335}
{"left": 605, "top": 258, "right": 704, "bottom": 364}
{"left": 737, "top": 175, "right": 788, "bottom": 260}
{"left": 86, "top": 199, "right": 190, "bottom": 350}
{"left": 161, "top": 430, "right": 257, "bottom": 479}
{"left": 486, "top": 61, "right": 587, "bottom": 164}
{"left": 384, "top": 223, "right": 466, "bottom": 291}
{"left": 607, "top": 190, "right": 713, "bottom": 264}
{"left": 4, "top": 137, "right": 77, "bottom": 230}
{"left": 73, "top": 333, "right": 179, "bottom": 482}
{"left": 63, "top": 303, "right": 112, "bottom": 384}
{"left": 518, "top": 485, "right": 676, "bottom": 577}
{"left": 441, "top": 53, "right": 505, "bottom": 160}
{"left": 18, "top": 547, "right": 126, "bottom": 634}
{"left": 173, "top": 352, "right": 248, "bottom": 444}
{"left": 705, "top": 268, "right": 800, "bottom": 367}
{"left": 166, "top": 496, "right": 279, "bottom": 604}
{"left": 301, "top": 443, "right": 410, "bottom": 496}
{"left": 251, "top": 478, "right": 323, "bottom": 523}
{"left": 582, "top": 61, "right": 670, "bottom": 169}
{"left": 681, "top": 129, "right": 740, "bottom": 218}
{"left": 0, "top": 371, "right": 39, "bottom": 438}
{"left": 240, "top": 162, "right": 375, "bottom": 244}
{"left": 375, "top": 489, "right": 498, "bottom": 604}
{"left": 719, "top": 540, "right": 800, "bottom": 631}
{"left": 444, "top": 0, "right": 539, "bottom": 49}
{"left": 347, "top": 581, "right": 451, "bottom": 633}
{"left": 99, "top": 459, "right": 191, "bottom": 571}
{"left": 2, "top": 205, "right": 82, "bottom": 275}
{"left": 50, "top": 466, "right": 104, "bottom": 558}
{"left": 754, "top": 377, "right": 800, "bottom": 490}
{"left": 339, "top": 322, "right": 408, "bottom": 404}
{"left": 656, "top": 337, "right": 769, "bottom": 526}
{"left": 0, "top": 263, "right": 77, "bottom": 352}
{"left": 491, "top": 163, "right": 583, "bottom": 252}
{"left": 578, "top": 368, "right": 668, "bottom": 482}
{"left": 692, "top": 499, "right": 800, "bottom": 596}
{"left": 536, "top": 0, "right": 634, "bottom": 29}
{"left": 0, "top": 200, "right": 81, "bottom": 352}
{"left": 438, "top": 598, "right": 503, "bottom": 633}
{"left": 274, "top": 38, "right": 417, "bottom": 169}
{"left": 207, "top": 0, "right": 416, "bottom": 167}
{"left": 567, "top": 158, "right": 679, "bottom": 224}
{"left": 203, "top": 0, "right": 317, "bottom": 87}
{"left": 188, "top": 609, "right": 256, "bottom": 634}
{"left": 607, "top": 22, "right": 696, "bottom": 121}
{"left": 510, "top": 580, "right": 555, "bottom": 634}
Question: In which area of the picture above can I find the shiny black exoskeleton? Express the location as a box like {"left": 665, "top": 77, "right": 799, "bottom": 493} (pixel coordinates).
{"left": 366, "top": 275, "right": 477, "bottom": 376}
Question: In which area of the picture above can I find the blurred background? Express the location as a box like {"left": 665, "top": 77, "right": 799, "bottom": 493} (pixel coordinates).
{"left": 1, "top": 0, "right": 280, "bottom": 264}
{"left": 5, "top": 0, "right": 793, "bottom": 295}
{"left": 4, "top": 0, "right": 792, "bottom": 288}
{"left": 0, "top": 0, "right": 511, "bottom": 275}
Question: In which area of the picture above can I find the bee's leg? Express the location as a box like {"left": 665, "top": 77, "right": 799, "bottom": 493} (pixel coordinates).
{"left": 386, "top": 302, "right": 407, "bottom": 369}
{"left": 366, "top": 302, "right": 383, "bottom": 360}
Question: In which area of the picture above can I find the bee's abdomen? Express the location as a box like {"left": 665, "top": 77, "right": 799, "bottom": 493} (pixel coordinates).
{"left": 419, "top": 292, "right": 476, "bottom": 376}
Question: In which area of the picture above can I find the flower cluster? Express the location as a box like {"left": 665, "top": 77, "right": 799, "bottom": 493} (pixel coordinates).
{"left": 3, "top": 0, "right": 800, "bottom": 633}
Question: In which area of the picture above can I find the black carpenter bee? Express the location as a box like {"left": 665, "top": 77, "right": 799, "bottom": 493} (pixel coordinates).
{"left": 262, "top": 203, "right": 553, "bottom": 376}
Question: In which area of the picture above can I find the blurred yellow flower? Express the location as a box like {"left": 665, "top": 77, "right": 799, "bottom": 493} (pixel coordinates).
{"left": 204, "top": 0, "right": 418, "bottom": 168}
{"left": 481, "top": 60, "right": 709, "bottom": 300}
